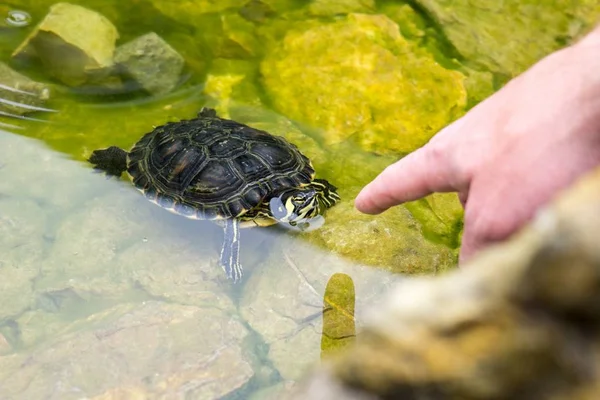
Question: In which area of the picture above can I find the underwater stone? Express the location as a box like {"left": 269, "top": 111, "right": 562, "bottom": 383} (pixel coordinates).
{"left": 239, "top": 229, "right": 402, "bottom": 380}
{"left": 195, "top": 13, "right": 260, "bottom": 59}
{"left": 150, "top": 0, "right": 249, "bottom": 28}
{"left": 114, "top": 32, "right": 184, "bottom": 96}
{"left": 308, "top": 0, "right": 375, "bottom": 16}
{"left": 0, "top": 62, "right": 50, "bottom": 116}
{"left": 202, "top": 60, "right": 264, "bottom": 112}
{"left": 12, "top": 2, "right": 119, "bottom": 86}
{"left": 0, "top": 302, "right": 254, "bottom": 399}
{"left": 260, "top": 13, "right": 467, "bottom": 154}
{"left": 292, "top": 166, "right": 600, "bottom": 399}
{"left": 403, "top": 192, "right": 464, "bottom": 249}
{"left": 0, "top": 333, "right": 10, "bottom": 356}
{"left": 305, "top": 194, "right": 458, "bottom": 275}
{"left": 413, "top": 0, "right": 600, "bottom": 76}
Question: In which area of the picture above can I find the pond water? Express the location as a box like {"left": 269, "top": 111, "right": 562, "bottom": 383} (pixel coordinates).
{"left": 0, "top": 1, "right": 471, "bottom": 398}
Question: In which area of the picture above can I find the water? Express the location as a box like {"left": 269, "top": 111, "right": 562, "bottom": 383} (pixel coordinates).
{"left": 0, "top": 1, "right": 464, "bottom": 398}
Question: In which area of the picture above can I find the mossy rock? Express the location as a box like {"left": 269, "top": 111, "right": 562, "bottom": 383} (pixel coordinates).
{"left": 260, "top": 13, "right": 467, "bottom": 155}
{"left": 413, "top": 0, "right": 600, "bottom": 76}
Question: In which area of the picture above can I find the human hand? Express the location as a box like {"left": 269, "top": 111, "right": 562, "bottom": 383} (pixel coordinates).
{"left": 355, "top": 27, "right": 600, "bottom": 263}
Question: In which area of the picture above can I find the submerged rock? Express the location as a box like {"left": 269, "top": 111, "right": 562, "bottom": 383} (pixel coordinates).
{"left": 305, "top": 195, "right": 458, "bottom": 275}
{"left": 0, "top": 62, "right": 51, "bottom": 116}
{"left": 0, "top": 301, "right": 254, "bottom": 399}
{"left": 292, "top": 166, "right": 600, "bottom": 399}
{"left": 260, "top": 13, "right": 466, "bottom": 154}
{"left": 308, "top": 0, "right": 375, "bottom": 16}
{"left": 413, "top": 0, "right": 600, "bottom": 76}
{"left": 12, "top": 2, "right": 119, "bottom": 86}
{"left": 114, "top": 32, "right": 185, "bottom": 96}
{"left": 0, "top": 199, "right": 47, "bottom": 320}
{"left": 150, "top": 0, "right": 249, "bottom": 27}
{"left": 239, "top": 232, "right": 402, "bottom": 381}
{"left": 195, "top": 13, "right": 261, "bottom": 59}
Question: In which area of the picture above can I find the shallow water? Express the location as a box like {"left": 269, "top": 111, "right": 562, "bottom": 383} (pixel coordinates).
{"left": 0, "top": 1, "right": 472, "bottom": 398}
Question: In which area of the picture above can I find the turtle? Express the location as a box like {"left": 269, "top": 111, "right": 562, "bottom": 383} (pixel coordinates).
{"left": 88, "top": 107, "right": 340, "bottom": 282}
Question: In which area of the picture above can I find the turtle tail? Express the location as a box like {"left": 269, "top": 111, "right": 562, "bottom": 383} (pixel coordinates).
{"left": 88, "top": 146, "right": 128, "bottom": 178}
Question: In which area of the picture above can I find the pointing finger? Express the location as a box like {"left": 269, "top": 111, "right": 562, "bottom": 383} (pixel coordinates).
{"left": 355, "top": 143, "right": 462, "bottom": 214}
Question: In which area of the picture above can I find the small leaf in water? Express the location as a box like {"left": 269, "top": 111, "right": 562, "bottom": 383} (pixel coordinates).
{"left": 321, "top": 272, "right": 356, "bottom": 359}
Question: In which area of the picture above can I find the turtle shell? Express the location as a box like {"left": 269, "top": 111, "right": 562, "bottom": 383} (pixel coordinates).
{"left": 126, "top": 112, "right": 315, "bottom": 221}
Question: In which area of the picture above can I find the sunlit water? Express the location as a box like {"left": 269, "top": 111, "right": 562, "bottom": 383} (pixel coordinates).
{"left": 0, "top": 1, "right": 456, "bottom": 398}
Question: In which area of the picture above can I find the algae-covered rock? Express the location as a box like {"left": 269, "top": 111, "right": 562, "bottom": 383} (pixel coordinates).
{"left": 261, "top": 13, "right": 466, "bottom": 154}
{"left": 240, "top": 0, "right": 277, "bottom": 23}
{"left": 202, "top": 59, "right": 264, "bottom": 112}
{"left": 0, "top": 302, "right": 254, "bottom": 399}
{"left": 320, "top": 273, "right": 356, "bottom": 358}
{"left": 292, "top": 167, "right": 600, "bottom": 399}
{"left": 150, "top": 0, "right": 248, "bottom": 27}
{"left": 114, "top": 32, "right": 185, "bottom": 95}
{"left": 195, "top": 13, "right": 260, "bottom": 59}
{"left": 404, "top": 193, "right": 464, "bottom": 248}
{"left": 413, "top": 0, "right": 600, "bottom": 76}
{"left": 12, "top": 2, "right": 119, "bottom": 86}
{"left": 306, "top": 196, "right": 457, "bottom": 275}
{"left": 0, "top": 62, "right": 51, "bottom": 116}
{"left": 308, "top": 0, "right": 375, "bottom": 16}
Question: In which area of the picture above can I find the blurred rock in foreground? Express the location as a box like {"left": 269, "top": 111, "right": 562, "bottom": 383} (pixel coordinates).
{"left": 291, "top": 166, "right": 600, "bottom": 400}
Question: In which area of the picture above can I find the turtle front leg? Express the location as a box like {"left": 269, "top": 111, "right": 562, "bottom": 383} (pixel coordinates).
{"left": 219, "top": 218, "right": 243, "bottom": 282}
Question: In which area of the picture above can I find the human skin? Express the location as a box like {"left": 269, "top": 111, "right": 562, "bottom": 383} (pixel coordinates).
{"left": 355, "top": 24, "right": 600, "bottom": 263}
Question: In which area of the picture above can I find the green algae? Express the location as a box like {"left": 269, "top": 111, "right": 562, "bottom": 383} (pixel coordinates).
{"left": 260, "top": 13, "right": 467, "bottom": 155}
{"left": 412, "top": 0, "right": 600, "bottom": 77}
{"left": 321, "top": 273, "right": 356, "bottom": 358}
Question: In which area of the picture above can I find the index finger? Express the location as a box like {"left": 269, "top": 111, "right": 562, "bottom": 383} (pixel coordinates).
{"left": 354, "top": 144, "right": 460, "bottom": 214}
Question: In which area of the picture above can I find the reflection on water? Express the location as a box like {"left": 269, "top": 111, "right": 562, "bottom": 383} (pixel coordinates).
{"left": 0, "top": 130, "right": 400, "bottom": 398}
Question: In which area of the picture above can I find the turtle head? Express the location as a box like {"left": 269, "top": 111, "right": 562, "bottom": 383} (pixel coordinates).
{"left": 269, "top": 187, "right": 320, "bottom": 225}
{"left": 269, "top": 179, "right": 340, "bottom": 226}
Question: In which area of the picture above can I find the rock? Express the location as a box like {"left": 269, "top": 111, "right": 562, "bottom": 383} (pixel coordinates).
{"left": 239, "top": 231, "right": 403, "bottom": 380}
{"left": 239, "top": 0, "right": 277, "bottom": 23}
{"left": 0, "top": 131, "right": 111, "bottom": 210}
{"left": 0, "top": 62, "right": 51, "bottom": 116}
{"left": 291, "top": 166, "right": 600, "bottom": 399}
{"left": 195, "top": 13, "right": 260, "bottom": 59}
{"left": 412, "top": 0, "right": 600, "bottom": 77}
{"left": 260, "top": 13, "right": 466, "bottom": 154}
{"left": 118, "top": 234, "right": 237, "bottom": 311}
{"left": 0, "top": 301, "right": 254, "bottom": 399}
{"left": 15, "top": 309, "right": 71, "bottom": 349}
{"left": 305, "top": 194, "right": 458, "bottom": 274}
{"left": 12, "top": 2, "right": 119, "bottom": 86}
{"left": 320, "top": 273, "right": 356, "bottom": 358}
{"left": 114, "top": 32, "right": 185, "bottom": 96}
{"left": 150, "top": 0, "right": 248, "bottom": 26}
{"left": 0, "top": 198, "right": 48, "bottom": 320}
{"left": 308, "top": 0, "right": 375, "bottom": 16}
{"left": 403, "top": 193, "right": 464, "bottom": 248}
{"left": 248, "top": 381, "right": 297, "bottom": 399}
{"left": 0, "top": 332, "right": 10, "bottom": 355}
{"left": 202, "top": 60, "right": 264, "bottom": 112}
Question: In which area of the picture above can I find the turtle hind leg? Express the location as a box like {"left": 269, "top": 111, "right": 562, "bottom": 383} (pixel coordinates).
{"left": 88, "top": 146, "right": 128, "bottom": 178}
{"left": 219, "top": 218, "right": 243, "bottom": 282}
